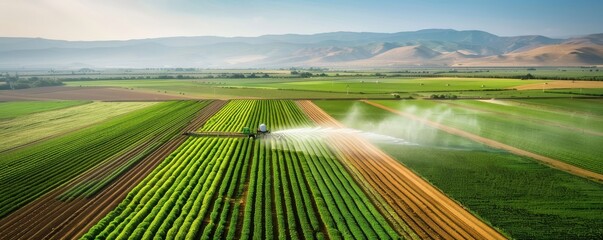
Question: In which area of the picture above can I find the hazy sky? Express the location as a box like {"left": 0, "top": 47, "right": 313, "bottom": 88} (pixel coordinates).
{"left": 1, "top": 0, "right": 602, "bottom": 40}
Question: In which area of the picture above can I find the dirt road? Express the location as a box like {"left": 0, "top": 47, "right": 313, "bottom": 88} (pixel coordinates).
{"left": 297, "top": 100, "right": 506, "bottom": 240}
{"left": 0, "top": 86, "right": 191, "bottom": 101}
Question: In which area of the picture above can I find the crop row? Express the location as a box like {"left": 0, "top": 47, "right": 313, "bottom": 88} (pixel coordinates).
{"left": 59, "top": 100, "right": 208, "bottom": 200}
{"left": 241, "top": 136, "right": 399, "bottom": 240}
{"left": 82, "top": 136, "right": 252, "bottom": 239}
{"left": 0, "top": 101, "right": 156, "bottom": 152}
{"left": 83, "top": 99, "right": 400, "bottom": 239}
{"left": 201, "top": 99, "right": 311, "bottom": 132}
{"left": 0, "top": 101, "right": 206, "bottom": 217}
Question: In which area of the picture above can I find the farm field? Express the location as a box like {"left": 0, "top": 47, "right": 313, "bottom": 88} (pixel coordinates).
{"left": 14, "top": 67, "right": 603, "bottom": 80}
{"left": 298, "top": 100, "right": 504, "bottom": 239}
{"left": 62, "top": 77, "right": 590, "bottom": 99}
{"left": 83, "top": 100, "right": 412, "bottom": 239}
{"left": 511, "top": 98, "right": 603, "bottom": 115}
{"left": 0, "top": 101, "right": 207, "bottom": 218}
{"left": 370, "top": 99, "right": 603, "bottom": 175}
{"left": 543, "top": 88, "right": 603, "bottom": 96}
{"left": 0, "top": 73, "right": 602, "bottom": 240}
{"left": 313, "top": 100, "right": 603, "bottom": 239}
{"left": 0, "top": 86, "right": 191, "bottom": 101}
{"left": 0, "top": 101, "right": 156, "bottom": 152}
{"left": 0, "top": 100, "right": 223, "bottom": 240}
{"left": 197, "top": 77, "right": 546, "bottom": 93}
{"left": 0, "top": 100, "right": 88, "bottom": 119}
{"left": 65, "top": 79, "right": 394, "bottom": 99}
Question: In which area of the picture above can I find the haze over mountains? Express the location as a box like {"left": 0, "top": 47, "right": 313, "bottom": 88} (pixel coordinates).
{"left": 1, "top": 29, "right": 602, "bottom": 69}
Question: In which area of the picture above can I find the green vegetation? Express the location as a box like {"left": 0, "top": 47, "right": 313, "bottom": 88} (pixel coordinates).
{"left": 414, "top": 89, "right": 583, "bottom": 98}
{"left": 19, "top": 67, "right": 603, "bottom": 81}
{"left": 2, "top": 67, "right": 601, "bottom": 239}
{"left": 201, "top": 100, "right": 311, "bottom": 132}
{"left": 314, "top": 100, "right": 603, "bottom": 239}
{"left": 83, "top": 100, "right": 401, "bottom": 239}
{"left": 0, "top": 75, "right": 63, "bottom": 90}
{"left": 0, "top": 101, "right": 157, "bottom": 152}
{"left": 0, "top": 101, "right": 205, "bottom": 217}
{"left": 544, "top": 88, "right": 603, "bottom": 96}
{"left": 0, "top": 100, "right": 89, "bottom": 119}
{"left": 511, "top": 98, "right": 603, "bottom": 115}
{"left": 82, "top": 137, "right": 250, "bottom": 240}
{"left": 65, "top": 79, "right": 396, "bottom": 99}
{"left": 59, "top": 101, "right": 210, "bottom": 200}
{"left": 65, "top": 77, "right": 548, "bottom": 96}
{"left": 381, "top": 144, "right": 603, "bottom": 239}
{"left": 314, "top": 100, "right": 488, "bottom": 149}
{"left": 373, "top": 99, "right": 603, "bottom": 174}
{"left": 447, "top": 99, "right": 603, "bottom": 132}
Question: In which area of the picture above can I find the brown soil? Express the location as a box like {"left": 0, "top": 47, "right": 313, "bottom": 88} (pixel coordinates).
{"left": 362, "top": 100, "right": 603, "bottom": 182}
{"left": 0, "top": 100, "right": 227, "bottom": 239}
{"left": 0, "top": 86, "right": 192, "bottom": 101}
{"left": 297, "top": 100, "right": 506, "bottom": 240}
{"left": 512, "top": 80, "right": 603, "bottom": 90}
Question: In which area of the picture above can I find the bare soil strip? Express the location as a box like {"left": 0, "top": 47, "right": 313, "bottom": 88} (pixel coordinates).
{"left": 362, "top": 100, "right": 603, "bottom": 182}
{"left": 0, "top": 86, "right": 191, "bottom": 101}
{"left": 297, "top": 100, "right": 506, "bottom": 240}
{"left": 0, "top": 100, "right": 227, "bottom": 240}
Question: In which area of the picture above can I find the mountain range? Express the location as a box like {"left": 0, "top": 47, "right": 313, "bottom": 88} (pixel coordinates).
{"left": 0, "top": 29, "right": 602, "bottom": 68}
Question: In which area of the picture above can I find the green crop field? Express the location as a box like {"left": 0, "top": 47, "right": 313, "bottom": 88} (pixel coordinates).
{"left": 511, "top": 98, "right": 603, "bottom": 115}
{"left": 82, "top": 100, "right": 406, "bottom": 240}
{"left": 65, "top": 79, "right": 395, "bottom": 99}
{"left": 2, "top": 69, "right": 603, "bottom": 240}
{"left": 240, "top": 77, "right": 545, "bottom": 93}
{"left": 0, "top": 101, "right": 207, "bottom": 217}
{"left": 0, "top": 100, "right": 89, "bottom": 119}
{"left": 314, "top": 100, "right": 603, "bottom": 239}
{"left": 0, "top": 101, "right": 157, "bottom": 152}
{"left": 63, "top": 77, "right": 574, "bottom": 99}
{"left": 371, "top": 99, "right": 603, "bottom": 174}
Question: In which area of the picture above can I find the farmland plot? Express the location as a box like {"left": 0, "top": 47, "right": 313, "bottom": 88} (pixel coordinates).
{"left": 0, "top": 100, "right": 221, "bottom": 240}
{"left": 0, "top": 100, "right": 88, "bottom": 119}
{"left": 84, "top": 100, "right": 407, "bottom": 239}
{"left": 0, "top": 101, "right": 156, "bottom": 152}
{"left": 0, "top": 101, "right": 205, "bottom": 217}
{"left": 300, "top": 100, "right": 505, "bottom": 239}
{"left": 314, "top": 99, "right": 603, "bottom": 239}
{"left": 372, "top": 99, "right": 603, "bottom": 175}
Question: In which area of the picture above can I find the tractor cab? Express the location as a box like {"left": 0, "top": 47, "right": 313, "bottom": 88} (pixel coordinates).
{"left": 256, "top": 123, "right": 270, "bottom": 138}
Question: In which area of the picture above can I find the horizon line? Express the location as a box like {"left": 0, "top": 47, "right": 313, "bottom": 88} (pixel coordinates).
{"left": 0, "top": 29, "right": 598, "bottom": 42}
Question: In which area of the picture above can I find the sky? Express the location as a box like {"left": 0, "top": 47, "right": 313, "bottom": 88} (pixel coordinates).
{"left": 0, "top": 0, "right": 602, "bottom": 41}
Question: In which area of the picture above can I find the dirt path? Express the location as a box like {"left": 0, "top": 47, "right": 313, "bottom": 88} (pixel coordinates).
{"left": 0, "top": 100, "right": 227, "bottom": 240}
{"left": 0, "top": 86, "right": 192, "bottom": 101}
{"left": 362, "top": 100, "right": 603, "bottom": 182}
{"left": 297, "top": 100, "right": 505, "bottom": 240}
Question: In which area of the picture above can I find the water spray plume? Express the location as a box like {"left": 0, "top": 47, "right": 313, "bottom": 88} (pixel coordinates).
{"left": 272, "top": 127, "right": 416, "bottom": 145}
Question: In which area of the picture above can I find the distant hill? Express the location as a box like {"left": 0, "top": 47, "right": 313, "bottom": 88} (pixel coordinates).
{"left": 0, "top": 29, "right": 601, "bottom": 68}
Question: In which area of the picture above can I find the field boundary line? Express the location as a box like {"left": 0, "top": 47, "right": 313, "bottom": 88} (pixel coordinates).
{"left": 362, "top": 100, "right": 603, "bottom": 182}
